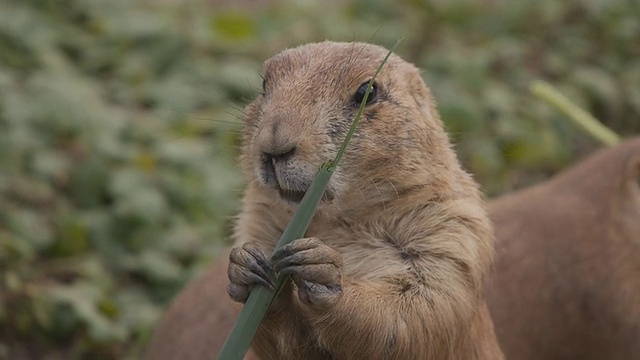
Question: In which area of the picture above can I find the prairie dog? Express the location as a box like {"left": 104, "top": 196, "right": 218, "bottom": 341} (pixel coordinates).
{"left": 487, "top": 137, "right": 640, "bottom": 360}
{"left": 146, "top": 41, "right": 503, "bottom": 360}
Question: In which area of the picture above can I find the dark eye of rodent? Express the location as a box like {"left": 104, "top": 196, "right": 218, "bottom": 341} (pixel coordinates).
{"left": 261, "top": 77, "right": 266, "bottom": 93}
{"left": 353, "top": 81, "right": 378, "bottom": 105}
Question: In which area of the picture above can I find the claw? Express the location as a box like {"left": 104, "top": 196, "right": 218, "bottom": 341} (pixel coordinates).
{"left": 272, "top": 238, "right": 320, "bottom": 264}
{"left": 272, "top": 238, "right": 341, "bottom": 275}
{"left": 228, "top": 243, "right": 276, "bottom": 290}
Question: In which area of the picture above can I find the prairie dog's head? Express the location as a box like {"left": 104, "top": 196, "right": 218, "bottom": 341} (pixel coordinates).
{"left": 241, "top": 41, "right": 460, "bottom": 210}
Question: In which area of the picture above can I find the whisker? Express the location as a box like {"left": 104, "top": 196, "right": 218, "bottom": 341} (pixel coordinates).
{"left": 191, "top": 117, "right": 242, "bottom": 126}
{"left": 386, "top": 180, "right": 400, "bottom": 200}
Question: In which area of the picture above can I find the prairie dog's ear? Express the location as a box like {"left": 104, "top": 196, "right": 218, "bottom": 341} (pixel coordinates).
{"left": 623, "top": 144, "right": 640, "bottom": 195}
{"left": 621, "top": 143, "right": 640, "bottom": 241}
{"left": 634, "top": 158, "right": 640, "bottom": 191}
{"left": 409, "top": 76, "right": 439, "bottom": 123}
{"left": 630, "top": 153, "right": 640, "bottom": 204}
{"left": 633, "top": 155, "right": 640, "bottom": 192}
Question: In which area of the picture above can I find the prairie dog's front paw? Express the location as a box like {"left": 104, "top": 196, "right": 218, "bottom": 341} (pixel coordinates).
{"left": 271, "top": 237, "right": 343, "bottom": 308}
{"left": 227, "top": 242, "right": 276, "bottom": 303}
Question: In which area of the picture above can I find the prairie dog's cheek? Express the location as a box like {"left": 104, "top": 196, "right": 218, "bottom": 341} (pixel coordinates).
{"left": 243, "top": 99, "right": 263, "bottom": 129}
{"left": 326, "top": 169, "right": 348, "bottom": 197}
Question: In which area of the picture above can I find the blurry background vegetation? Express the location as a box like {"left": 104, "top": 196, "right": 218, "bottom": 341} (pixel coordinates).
{"left": 0, "top": 0, "right": 638, "bottom": 358}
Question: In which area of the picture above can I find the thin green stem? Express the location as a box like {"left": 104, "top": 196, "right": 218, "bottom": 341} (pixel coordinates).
{"left": 530, "top": 80, "right": 620, "bottom": 147}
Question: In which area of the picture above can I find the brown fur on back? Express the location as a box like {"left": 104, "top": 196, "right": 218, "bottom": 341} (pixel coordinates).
{"left": 486, "top": 137, "right": 640, "bottom": 360}
{"left": 145, "top": 42, "right": 502, "bottom": 359}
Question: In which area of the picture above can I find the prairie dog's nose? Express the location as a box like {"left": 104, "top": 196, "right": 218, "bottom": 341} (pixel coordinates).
{"left": 262, "top": 145, "right": 296, "bottom": 164}
{"left": 258, "top": 119, "right": 297, "bottom": 163}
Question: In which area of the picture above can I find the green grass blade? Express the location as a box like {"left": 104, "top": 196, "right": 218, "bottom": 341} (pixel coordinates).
{"left": 530, "top": 80, "right": 620, "bottom": 147}
{"left": 216, "top": 170, "right": 332, "bottom": 360}
{"left": 217, "top": 39, "right": 402, "bottom": 360}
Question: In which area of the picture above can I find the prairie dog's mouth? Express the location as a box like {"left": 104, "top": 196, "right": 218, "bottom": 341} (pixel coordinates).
{"left": 275, "top": 186, "right": 334, "bottom": 204}
{"left": 278, "top": 188, "right": 307, "bottom": 203}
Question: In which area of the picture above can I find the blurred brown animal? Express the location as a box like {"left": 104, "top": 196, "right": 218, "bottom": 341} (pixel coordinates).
{"left": 145, "top": 41, "right": 503, "bottom": 359}
{"left": 486, "top": 136, "right": 640, "bottom": 360}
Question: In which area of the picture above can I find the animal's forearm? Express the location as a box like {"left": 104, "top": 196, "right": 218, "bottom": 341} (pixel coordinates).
{"left": 300, "top": 279, "right": 474, "bottom": 360}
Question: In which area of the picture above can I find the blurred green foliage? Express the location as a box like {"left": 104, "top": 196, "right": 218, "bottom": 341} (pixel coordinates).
{"left": 0, "top": 0, "right": 637, "bottom": 358}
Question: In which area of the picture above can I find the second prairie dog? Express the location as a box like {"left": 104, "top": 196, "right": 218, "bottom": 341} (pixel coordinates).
{"left": 226, "top": 42, "right": 503, "bottom": 359}
{"left": 487, "top": 137, "right": 640, "bottom": 360}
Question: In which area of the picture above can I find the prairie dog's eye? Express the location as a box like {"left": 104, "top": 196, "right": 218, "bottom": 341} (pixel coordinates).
{"left": 353, "top": 81, "right": 378, "bottom": 105}
{"left": 261, "top": 77, "right": 266, "bottom": 93}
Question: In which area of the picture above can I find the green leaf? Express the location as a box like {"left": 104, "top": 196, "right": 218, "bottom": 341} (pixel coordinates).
{"left": 49, "top": 282, "right": 128, "bottom": 342}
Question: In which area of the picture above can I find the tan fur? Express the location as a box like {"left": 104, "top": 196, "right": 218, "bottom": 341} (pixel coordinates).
{"left": 145, "top": 42, "right": 502, "bottom": 359}
{"left": 486, "top": 137, "right": 640, "bottom": 360}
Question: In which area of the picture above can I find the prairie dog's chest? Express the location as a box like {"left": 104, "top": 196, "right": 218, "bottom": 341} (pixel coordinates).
{"left": 309, "top": 226, "right": 404, "bottom": 281}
